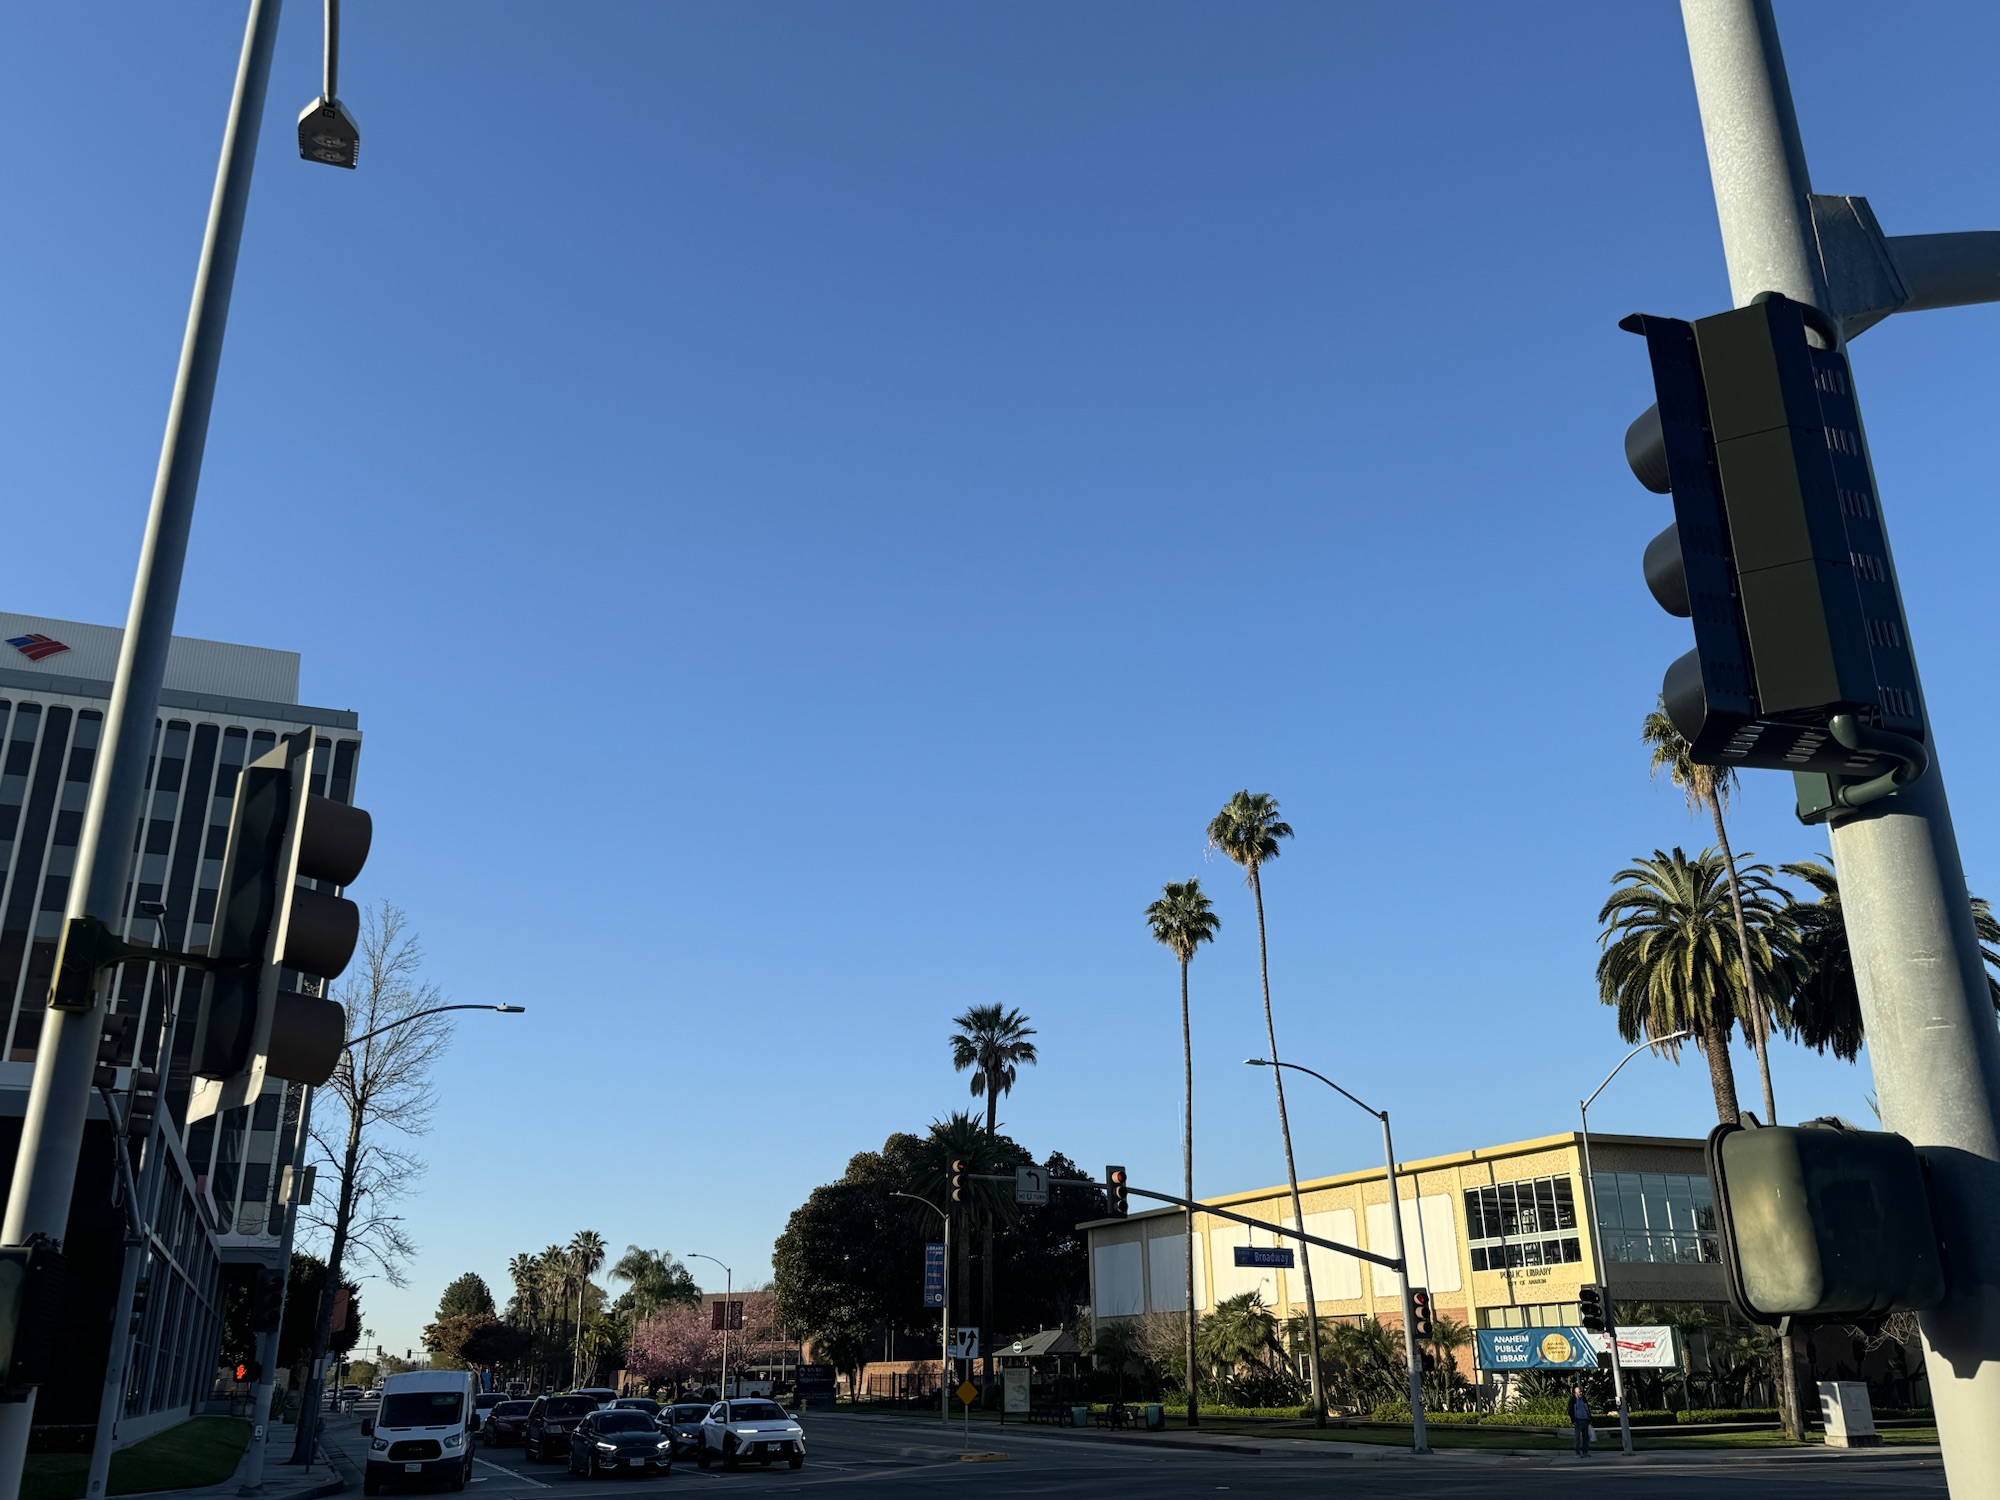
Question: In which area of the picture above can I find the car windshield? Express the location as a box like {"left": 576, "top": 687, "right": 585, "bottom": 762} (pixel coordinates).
{"left": 381, "top": 1392, "right": 465, "bottom": 1428}
{"left": 597, "top": 1413, "right": 658, "bottom": 1434}
{"left": 493, "top": 1402, "right": 532, "bottom": 1417}
{"left": 670, "top": 1406, "right": 708, "bottom": 1422}
{"left": 543, "top": 1397, "right": 597, "bottom": 1418}
{"left": 614, "top": 1400, "right": 658, "bottom": 1413}
{"left": 726, "top": 1402, "right": 788, "bottom": 1423}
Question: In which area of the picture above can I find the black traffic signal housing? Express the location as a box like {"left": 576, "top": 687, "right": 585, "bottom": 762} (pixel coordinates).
{"left": 1577, "top": 1285, "right": 1607, "bottom": 1334}
{"left": 0, "top": 1238, "right": 68, "bottom": 1398}
{"left": 1409, "top": 1286, "right": 1433, "bottom": 1340}
{"left": 248, "top": 1268, "right": 288, "bottom": 1334}
{"left": 1706, "top": 1119, "right": 1944, "bottom": 1321}
{"left": 949, "top": 1159, "right": 969, "bottom": 1205}
{"left": 1106, "top": 1166, "right": 1128, "bottom": 1218}
{"left": 93, "top": 1013, "right": 134, "bottom": 1089}
{"left": 187, "top": 729, "right": 371, "bottom": 1123}
{"left": 235, "top": 1360, "right": 263, "bottom": 1384}
{"left": 1623, "top": 295, "right": 1926, "bottom": 812}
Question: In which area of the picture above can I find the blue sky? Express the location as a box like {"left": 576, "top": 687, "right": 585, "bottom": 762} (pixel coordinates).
{"left": 4, "top": 2, "right": 1999, "bottom": 1360}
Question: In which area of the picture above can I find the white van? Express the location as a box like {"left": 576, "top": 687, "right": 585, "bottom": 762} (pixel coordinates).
{"left": 362, "top": 1370, "right": 478, "bottom": 1494}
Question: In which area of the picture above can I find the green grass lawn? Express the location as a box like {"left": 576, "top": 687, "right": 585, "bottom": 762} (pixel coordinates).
{"left": 23, "top": 1417, "right": 252, "bottom": 1500}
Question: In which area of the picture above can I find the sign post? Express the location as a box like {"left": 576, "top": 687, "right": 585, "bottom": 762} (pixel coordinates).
{"left": 956, "top": 1379, "right": 977, "bottom": 1448}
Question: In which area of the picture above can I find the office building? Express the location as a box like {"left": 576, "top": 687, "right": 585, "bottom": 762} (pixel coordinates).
{"left": 0, "top": 611, "right": 362, "bottom": 1443}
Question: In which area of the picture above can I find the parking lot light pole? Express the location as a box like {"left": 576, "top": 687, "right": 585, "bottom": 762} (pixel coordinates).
{"left": 687, "top": 1255, "right": 732, "bottom": 1400}
{"left": 1245, "top": 1058, "right": 1427, "bottom": 1454}
{"left": 891, "top": 1193, "right": 950, "bottom": 1422}
{"left": 1578, "top": 1030, "right": 1690, "bottom": 1457}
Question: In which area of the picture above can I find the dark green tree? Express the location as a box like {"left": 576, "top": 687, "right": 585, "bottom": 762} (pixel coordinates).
{"left": 437, "top": 1272, "right": 496, "bottom": 1320}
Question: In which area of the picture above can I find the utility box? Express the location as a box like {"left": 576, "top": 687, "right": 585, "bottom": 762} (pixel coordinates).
{"left": 1818, "top": 1381, "right": 1880, "bottom": 1447}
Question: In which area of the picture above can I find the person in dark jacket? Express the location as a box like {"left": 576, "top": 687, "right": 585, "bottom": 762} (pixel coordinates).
{"left": 1569, "top": 1386, "right": 1593, "bottom": 1456}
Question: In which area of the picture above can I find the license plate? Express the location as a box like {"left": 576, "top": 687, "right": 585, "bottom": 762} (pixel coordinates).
{"left": 628, "top": 1459, "right": 645, "bottom": 1468}
{"left": 404, "top": 1463, "right": 422, "bottom": 1472}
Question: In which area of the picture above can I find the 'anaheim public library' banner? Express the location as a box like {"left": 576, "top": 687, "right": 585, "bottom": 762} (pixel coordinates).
{"left": 1475, "top": 1326, "right": 1677, "bottom": 1370}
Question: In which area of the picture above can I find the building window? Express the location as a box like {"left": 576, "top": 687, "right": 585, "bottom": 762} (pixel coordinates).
{"left": 1464, "top": 1175, "right": 1583, "bottom": 1271}
{"left": 1592, "top": 1171, "right": 1719, "bottom": 1264}
{"left": 1480, "top": 1302, "right": 1583, "bottom": 1329}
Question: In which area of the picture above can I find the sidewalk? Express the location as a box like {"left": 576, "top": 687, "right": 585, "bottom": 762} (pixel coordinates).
{"left": 117, "top": 1420, "right": 349, "bottom": 1500}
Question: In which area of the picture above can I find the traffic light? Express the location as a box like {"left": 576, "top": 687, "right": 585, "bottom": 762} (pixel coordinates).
{"left": 1622, "top": 294, "right": 1926, "bottom": 811}
{"left": 235, "top": 1360, "right": 264, "bottom": 1384}
{"left": 949, "top": 1159, "right": 968, "bottom": 1205}
{"left": 1706, "top": 1119, "right": 1944, "bottom": 1321}
{"left": 1409, "top": 1286, "right": 1433, "bottom": 1339}
{"left": 0, "top": 1238, "right": 68, "bottom": 1398}
{"left": 249, "top": 1268, "right": 288, "bottom": 1334}
{"left": 92, "top": 1013, "right": 134, "bottom": 1089}
{"left": 1577, "top": 1285, "right": 1607, "bottom": 1334}
{"left": 1106, "top": 1166, "right": 1128, "bottom": 1217}
{"left": 186, "top": 729, "right": 371, "bottom": 1123}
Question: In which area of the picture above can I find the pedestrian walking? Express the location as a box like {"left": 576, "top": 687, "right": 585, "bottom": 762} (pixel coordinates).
{"left": 1569, "top": 1385, "right": 1593, "bottom": 1457}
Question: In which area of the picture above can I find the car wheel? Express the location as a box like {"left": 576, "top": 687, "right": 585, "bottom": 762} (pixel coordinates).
{"left": 787, "top": 1457, "right": 803, "bottom": 1471}
{"left": 696, "top": 1445, "right": 711, "bottom": 1470}
{"left": 721, "top": 1439, "right": 738, "bottom": 1471}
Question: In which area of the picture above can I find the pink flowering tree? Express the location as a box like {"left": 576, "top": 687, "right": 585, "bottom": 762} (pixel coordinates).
{"left": 627, "top": 1291, "right": 792, "bottom": 1394}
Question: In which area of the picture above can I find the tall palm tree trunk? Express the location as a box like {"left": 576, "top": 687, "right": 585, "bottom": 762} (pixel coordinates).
{"left": 1701, "top": 1025, "right": 1742, "bottom": 1125}
{"left": 1709, "top": 804, "right": 1777, "bottom": 1123}
{"left": 1179, "top": 956, "right": 1199, "bottom": 1428}
{"left": 1249, "top": 866, "right": 1325, "bottom": 1425}
{"left": 1706, "top": 807, "right": 1800, "bottom": 1440}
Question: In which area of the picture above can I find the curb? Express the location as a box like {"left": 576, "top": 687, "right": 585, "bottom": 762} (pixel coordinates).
{"left": 828, "top": 1409, "right": 1264, "bottom": 1456}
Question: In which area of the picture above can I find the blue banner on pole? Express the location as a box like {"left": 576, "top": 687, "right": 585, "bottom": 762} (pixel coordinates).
{"left": 923, "top": 1243, "right": 946, "bottom": 1308}
{"left": 1474, "top": 1327, "right": 1602, "bottom": 1370}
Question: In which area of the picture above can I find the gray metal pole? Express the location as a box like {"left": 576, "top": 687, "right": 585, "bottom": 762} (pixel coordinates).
{"left": 1577, "top": 1108, "right": 1631, "bottom": 1455}
{"left": 82, "top": 1119, "right": 152, "bottom": 1500}
{"left": 0, "top": 6, "right": 281, "bottom": 1496}
{"left": 1681, "top": 3, "right": 2000, "bottom": 1487}
{"left": 942, "top": 1214, "right": 950, "bottom": 1422}
{"left": 1377, "top": 1114, "right": 1428, "bottom": 1455}
{"left": 240, "top": 1091, "right": 314, "bottom": 1493}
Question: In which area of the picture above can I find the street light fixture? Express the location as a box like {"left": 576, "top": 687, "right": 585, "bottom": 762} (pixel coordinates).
{"left": 890, "top": 1192, "right": 951, "bottom": 1424}
{"left": 1244, "top": 1058, "right": 1428, "bottom": 1455}
{"left": 686, "top": 1254, "right": 734, "bottom": 1402}
{"left": 343, "top": 1003, "right": 526, "bottom": 1051}
{"left": 297, "top": 0, "right": 359, "bottom": 168}
{"left": 1578, "top": 1029, "right": 1691, "bottom": 1458}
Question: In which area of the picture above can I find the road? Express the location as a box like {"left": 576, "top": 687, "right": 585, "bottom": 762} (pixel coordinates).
{"left": 319, "top": 1408, "right": 1944, "bottom": 1499}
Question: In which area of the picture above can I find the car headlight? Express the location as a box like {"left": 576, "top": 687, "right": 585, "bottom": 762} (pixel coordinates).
{"left": 657, "top": 1440, "right": 674, "bottom": 1452}
{"left": 596, "top": 1442, "right": 617, "bottom": 1453}
{"left": 371, "top": 1439, "right": 389, "bottom": 1452}
{"left": 444, "top": 1433, "right": 464, "bottom": 1450}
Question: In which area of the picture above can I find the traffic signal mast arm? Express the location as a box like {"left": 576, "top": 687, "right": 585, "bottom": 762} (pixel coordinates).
{"left": 968, "top": 1171, "right": 1409, "bottom": 1274}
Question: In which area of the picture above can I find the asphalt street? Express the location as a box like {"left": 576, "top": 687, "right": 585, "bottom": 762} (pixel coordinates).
{"left": 319, "top": 1409, "right": 1945, "bottom": 1499}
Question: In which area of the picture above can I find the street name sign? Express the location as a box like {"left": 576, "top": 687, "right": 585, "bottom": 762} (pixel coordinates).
{"left": 1233, "top": 1246, "right": 1295, "bottom": 1268}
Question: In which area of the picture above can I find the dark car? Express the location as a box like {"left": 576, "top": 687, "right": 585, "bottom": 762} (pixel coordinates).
{"left": 660, "top": 1403, "right": 708, "bottom": 1457}
{"left": 568, "top": 1410, "right": 674, "bottom": 1479}
{"left": 481, "top": 1400, "right": 533, "bottom": 1447}
{"left": 610, "top": 1398, "right": 660, "bottom": 1419}
{"left": 523, "top": 1395, "right": 600, "bottom": 1462}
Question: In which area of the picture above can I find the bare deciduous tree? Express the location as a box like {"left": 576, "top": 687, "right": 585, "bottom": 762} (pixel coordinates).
{"left": 291, "top": 902, "right": 452, "bottom": 1461}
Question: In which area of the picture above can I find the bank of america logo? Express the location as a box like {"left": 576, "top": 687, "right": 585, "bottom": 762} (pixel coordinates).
{"left": 5, "top": 634, "right": 68, "bottom": 662}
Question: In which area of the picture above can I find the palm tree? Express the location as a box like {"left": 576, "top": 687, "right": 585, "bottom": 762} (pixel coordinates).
{"left": 1643, "top": 707, "right": 1788, "bottom": 1124}
{"left": 1324, "top": 1317, "right": 1401, "bottom": 1411}
{"left": 610, "top": 1246, "right": 697, "bottom": 1324}
{"left": 1597, "top": 847, "right": 1796, "bottom": 1126}
{"left": 949, "top": 1004, "right": 1038, "bottom": 1386}
{"left": 1144, "top": 878, "right": 1219, "bottom": 1428}
{"left": 1195, "top": 1291, "right": 1282, "bottom": 1378}
{"left": 507, "top": 1253, "right": 536, "bottom": 1328}
{"left": 1206, "top": 790, "right": 1324, "bottom": 1424}
{"left": 1782, "top": 857, "right": 2000, "bottom": 1060}
{"left": 568, "top": 1230, "right": 607, "bottom": 1386}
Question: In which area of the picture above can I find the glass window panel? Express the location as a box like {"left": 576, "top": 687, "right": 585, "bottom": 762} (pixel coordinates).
{"left": 1592, "top": 1175, "right": 1621, "bottom": 1230}
{"left": 1619, "top": 1174, "right": 1645, "bottom": 1231}
{"left": 1667, "top": 1175, "right": 1695, "bottom": 1234}
{"left": 1553, "top": 1175, "right": 1577, "bottom": 1229}
{"left": 1521, "top": 1241, "right": 1543, "bottom": 1267}
{"left": 1641, "top": 1174, "right": 1671, "bottom": 1229}
{"left": 1534, "top": 1179, "right": 1558, "bottom": 1236}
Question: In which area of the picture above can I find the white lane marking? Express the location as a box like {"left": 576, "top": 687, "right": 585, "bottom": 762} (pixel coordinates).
{"left": 473, "top": 1457, "right": 550, "bottom": 1490}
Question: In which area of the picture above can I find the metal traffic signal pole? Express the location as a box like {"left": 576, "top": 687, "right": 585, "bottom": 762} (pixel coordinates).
{"left": 0, "top": 5, "right": 282, "bottom": 1496}
{"left": 1679, "top": 2, "right": 2000, "bottom": 1487}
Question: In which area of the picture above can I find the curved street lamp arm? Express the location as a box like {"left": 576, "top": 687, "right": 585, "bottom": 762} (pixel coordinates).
{"left": 1246, "top": 1057, "right": 1382, "bottom": 1119}
{"left": 890, "top": 1191, "right": 945, "bottom": 1222}
{"left": 1581, "top": 1030, "right": 1692, "bottom": 1116}
{"left": 343, "top": 1002, "right": 525, "bottom": 1051}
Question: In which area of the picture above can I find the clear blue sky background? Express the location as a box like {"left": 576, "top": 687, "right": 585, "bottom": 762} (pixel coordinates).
{"left": 4, "top": 2, "right": 1998, "bottom": 1361}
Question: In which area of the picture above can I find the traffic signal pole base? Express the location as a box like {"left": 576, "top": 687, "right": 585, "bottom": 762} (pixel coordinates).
{"left": 1832, "top": 770, "right": 2000, "bottom": 1494}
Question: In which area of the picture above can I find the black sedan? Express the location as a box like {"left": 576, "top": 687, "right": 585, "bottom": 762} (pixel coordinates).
{"left": 568, "top": 1410, "right": 675, "bottom": 1479}
{"left": 524, "top": 1395, "right": 600, "bottom": 1462}
{"left": 660, "top": 1403, "right": 709, "bottom": 1458}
